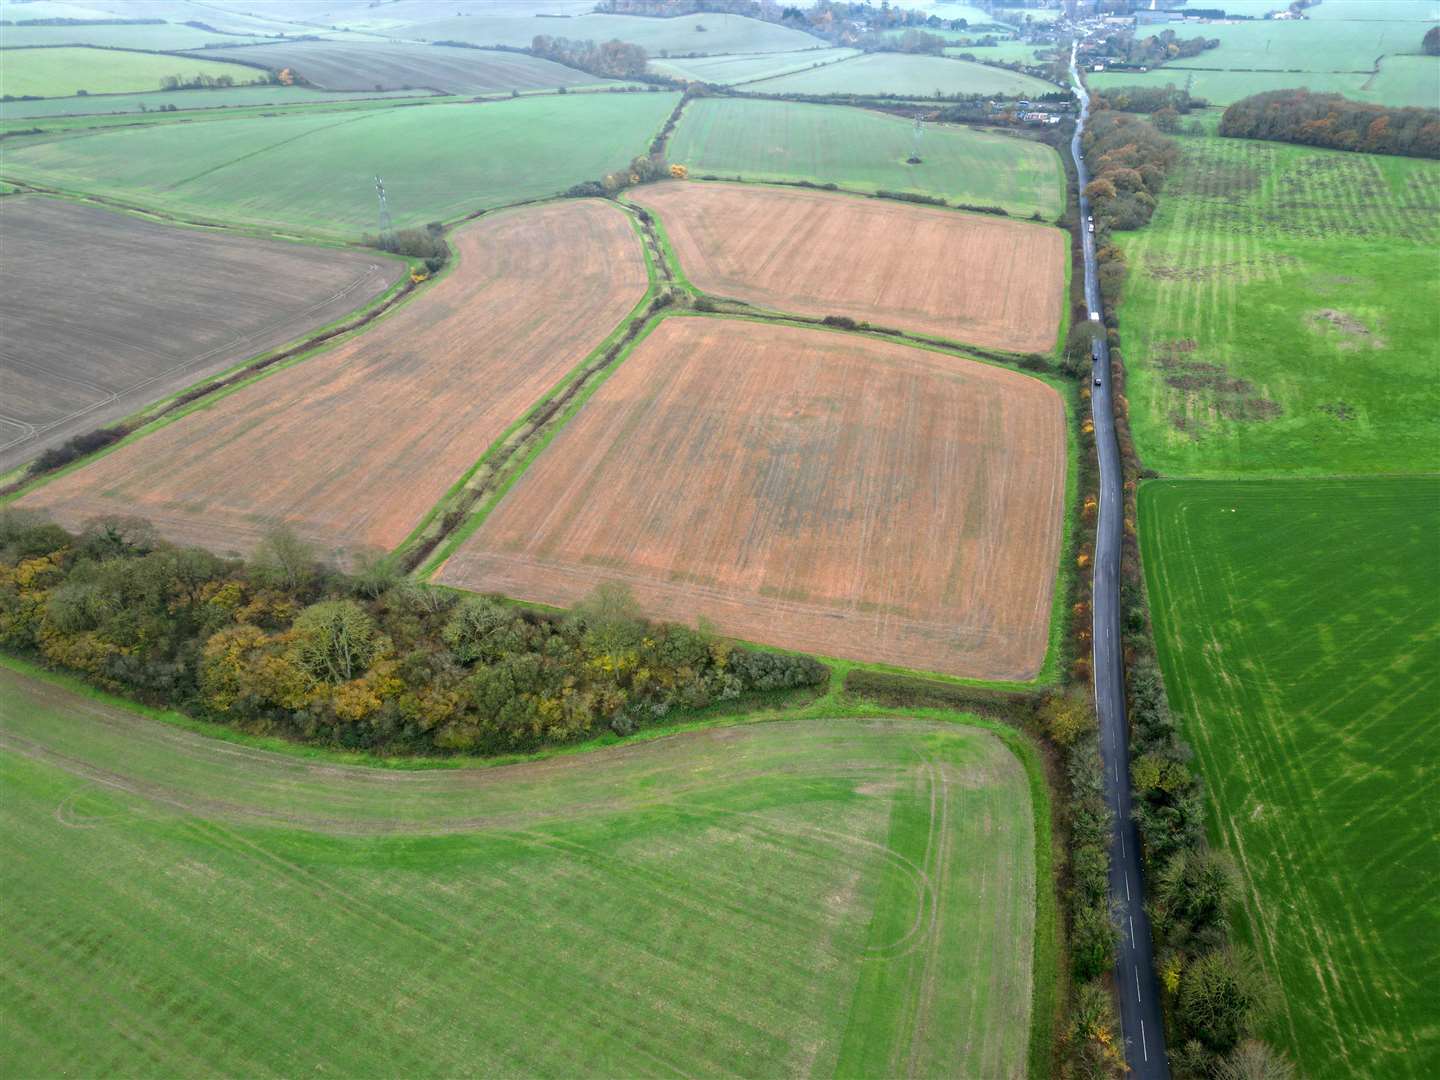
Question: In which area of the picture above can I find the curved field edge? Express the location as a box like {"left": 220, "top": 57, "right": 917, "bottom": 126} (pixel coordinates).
{"left": 1137, "top": 476, "right": 1440, "bottom": 1077}
{"left": 420, "top": 310, "right": 1080, "bottom": 691}
{"left": 0, "top": 653, "right": 1057, "bottom": 1078}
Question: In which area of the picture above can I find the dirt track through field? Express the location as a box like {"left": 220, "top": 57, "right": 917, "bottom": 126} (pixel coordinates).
{"left": 631, "top": 182, "right": 1066, "bottom": 352}
{"left": 0, "top": 195, "right": 400, "bottom": 472}
{"left": 19, "top": 200, "right": 648, "bottom": 562}
{"left": 438, "top": 317, "right": 1066, "bottom": 680}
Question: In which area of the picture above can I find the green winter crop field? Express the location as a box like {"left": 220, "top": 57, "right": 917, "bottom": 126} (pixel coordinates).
{"left": 743, "top": 52, "right": 1057, "bottom": 98}
{"left": 1165, "top": 18, "right": 1427, "bottom": 74}
{"left": 0, "top": 24, "right": 268, "bottom": 50}
{"left": 0, "top": 92, "right": 679, "bottom": 237}
{"left": 1112, "top": 132, "right": 1440, "bottom": 477}
{"left": 1139, "top": 477, "right": 1440, "bottom": 1080}
{"left": 0, "top": 84, "right": 428, "bottom": 120}
{"left": 650, "top": 48, "right": 859, "bottom": 86}
{"left": 0, "top": 661, "right": 1045, "bottom": 1079}
{"left": 0, "top": 46, "right": 263, "bottom": 99}
{"left": 1090, "top": 53, "right": 1440, "bottom": 109}
{"left": 668, "top": 98, "right": 1065, "bottom": 218}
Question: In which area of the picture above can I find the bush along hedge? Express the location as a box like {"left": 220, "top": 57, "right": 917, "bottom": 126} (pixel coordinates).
{"left": 0, "top": 512, "right": 827, "bottom": 757}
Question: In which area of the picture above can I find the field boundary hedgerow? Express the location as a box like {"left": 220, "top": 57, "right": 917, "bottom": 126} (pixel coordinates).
{"left": 395, "top": 206, "right": 664, "bottom": 574}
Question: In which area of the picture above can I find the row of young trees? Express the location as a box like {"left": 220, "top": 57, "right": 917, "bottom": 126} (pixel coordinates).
{"left": 0, "top": 513, "right": 827, "bottom": 756}
{"left": 1219, "top": 90, "right": 1440, "bottom": 159}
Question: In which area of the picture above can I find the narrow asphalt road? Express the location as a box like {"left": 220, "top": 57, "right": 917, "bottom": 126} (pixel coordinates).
{"left": 1070, "top": 43, "right": 1171, "bottom": 1080}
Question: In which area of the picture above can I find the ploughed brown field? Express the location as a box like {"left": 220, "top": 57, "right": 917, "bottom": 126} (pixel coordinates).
{"left": 0, "top": 195, "right": 401, "bottom": 473}
{"left": 437, "top": 317, "right": 1067, "bottom": 680}
{"left": 19, "top": 200, "right": 648, "bottom": 562}
{"left": 629, "top": 181, "right": 1066, "bottom": 353}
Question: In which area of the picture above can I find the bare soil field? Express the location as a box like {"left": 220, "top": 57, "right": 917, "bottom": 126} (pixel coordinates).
{"left": 437, "top": 317, "right": 1067, "bottom": 680}
{"left": 19, "top": 200, "right": 648, "bottom": 562}
{"left": 630, "top": 182, "right": 1066, "bottom": 353}
{"left": 0, "top": 196, "right": 401, "bottom": 472}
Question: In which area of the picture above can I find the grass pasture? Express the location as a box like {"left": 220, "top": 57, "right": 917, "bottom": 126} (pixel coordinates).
{"left": 1111, "top": 133, "right": 1440, "bottom": 477}
{"left": 1139, "top": 477, "right": 1440, "bottom": 1079}
{"left": 742, "top": 51, "right": 1056, "bottom": 97}
{"left": 667, "top": 98, "right": 1065, "bottom": 219}
{"left": 0, "top": 45, "right": 262, "bottom": 98}
{"left": 182, "top": 41, "right": 629, "bottom": 95}
{"left": 650, "top": 47, "right": 858, "bottom": 85}
{"left": 437, "top": 316, "right": 1068, "bottom": 682}
{"left": 632, "top": 182, "right": 1066, "bottom": 352}
{"left": 18, "top": 200, "right": 647, "bottom": 562}
{"left": 0, "top": 661, "right": 1043, "bottom": 1078}
{"left": 1166, "top": 19, "right": 1426, "bottom": 74}
{"left": 1090, "top": 54, "right": 1440, "bottom": 109}
{"left": 0, "top": 92, "right": 680, "bottom": 236}
{"left": 0, "top": 195, "right": 401, "bottom": 472}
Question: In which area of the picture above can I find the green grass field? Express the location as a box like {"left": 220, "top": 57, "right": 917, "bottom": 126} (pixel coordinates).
{"left": 1111, "top": 133, "right": 1440, "bottom": 477}
{"left": 1139, "top": 477, "right": 1440, "bottom": 1079}
{"left": 651, "top": 47, "right": 859, "bottom": 85}
{"left": 0, "top": 46, "right": 263, "bottom": 99}
{"left": 742, "top": 52, "right": 1057, "bottom": 97}
{"left": 946, "top": 42, "right": 1052, "bottom": 65}
{"left": 1166, "top": 19, "right": 1425, "bottom": 74}
{"left": 668, "top": 98, "right": 1065, "bottom": 218}
{"left": 0, "top": 660, "right": 1044, "bottom": 1078}
{"left": 0, "top": 84, "right": 428, "bottom": 120}
{"left": 0, "top": 92, "right": 679, "bottom": 237}
{"left": 0, "top": 23, "right": 267, "bottom": 49}
{"left": 1090, "top": 54, "right": 1439, "bottom": 109}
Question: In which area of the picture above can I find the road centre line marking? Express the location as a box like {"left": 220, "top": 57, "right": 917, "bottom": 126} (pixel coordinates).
{"left": 1130, "top": 915, "right": 1136, "bottom": 948}
{"left": 1135, "top": 965, "right": 1142, "bottom": 1001}
{"left": 1142, "top": 1020, "right": 1148, "bottom": 1061}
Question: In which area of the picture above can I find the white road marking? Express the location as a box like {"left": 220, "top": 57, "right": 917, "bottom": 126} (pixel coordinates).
{"left": 1142, "top": 1019, "right": 1149, "bottom": 1061}
{"left": 1121, "top": 831, "right": 1126, "bottom": 857}
{"left": 1126, "top": 875, "right": 1131, "bottom": 901}
{"left": 1130, "top": 915, "right": 1136, "bottom": 948}
{"left": 1135, "top": 964, "right": 1142, "bottom": 1001}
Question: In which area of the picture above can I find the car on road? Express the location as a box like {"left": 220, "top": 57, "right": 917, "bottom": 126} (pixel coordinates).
{"left": 1094, "top": 376, "right": 1103, "bottom": 385}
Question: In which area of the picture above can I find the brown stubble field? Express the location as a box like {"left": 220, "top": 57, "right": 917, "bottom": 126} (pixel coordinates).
{"left": 630, "top": 182, "right": 1066, "bottom": 353}
{"left": 19, "top": 199, "right": 649, "bottom": 562}
{"left": 0, "top": 195, "right": 402, "bottom": 473}
{"left": 437, "top": 317, "right": 1067, "bottom": 681}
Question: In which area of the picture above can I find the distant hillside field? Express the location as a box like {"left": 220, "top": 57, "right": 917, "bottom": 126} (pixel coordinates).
{"left": 0, "top": 45, "right": 263, "bottom": 98}
{"left": 1112, "top": 132, "right": 1440, "bottom": 477}
{"left": 181, "top": 41, "right": 631, "bottom": 94}
{"left": 0, "top": 23, "right": 267, "bottom": 49}
{"left": 1141, "top": 476, "right": 1440, "bottom": 1080}
{"left": 743, "top": 52, "right": 1057, "bottom": 97}
{"left": 0, "top": 85, "right": 426, "bottom": 120}
{"left": 668, "top": 97, "right": 1065, "bottom": 218}
{"left": 0, "top": 663, "right": 1046, "bottom": 1080}
{"left": 393, "top": 12, "right": 824, "bottom": 55}
{"left": 651, "top": 47, "right": 858, "bottom": 85}
{"left": 0, "top": 92, "right": 680, "bottom": 236}
{"left": 1090, "top": 54, "right": 1440, "bottom": 109}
